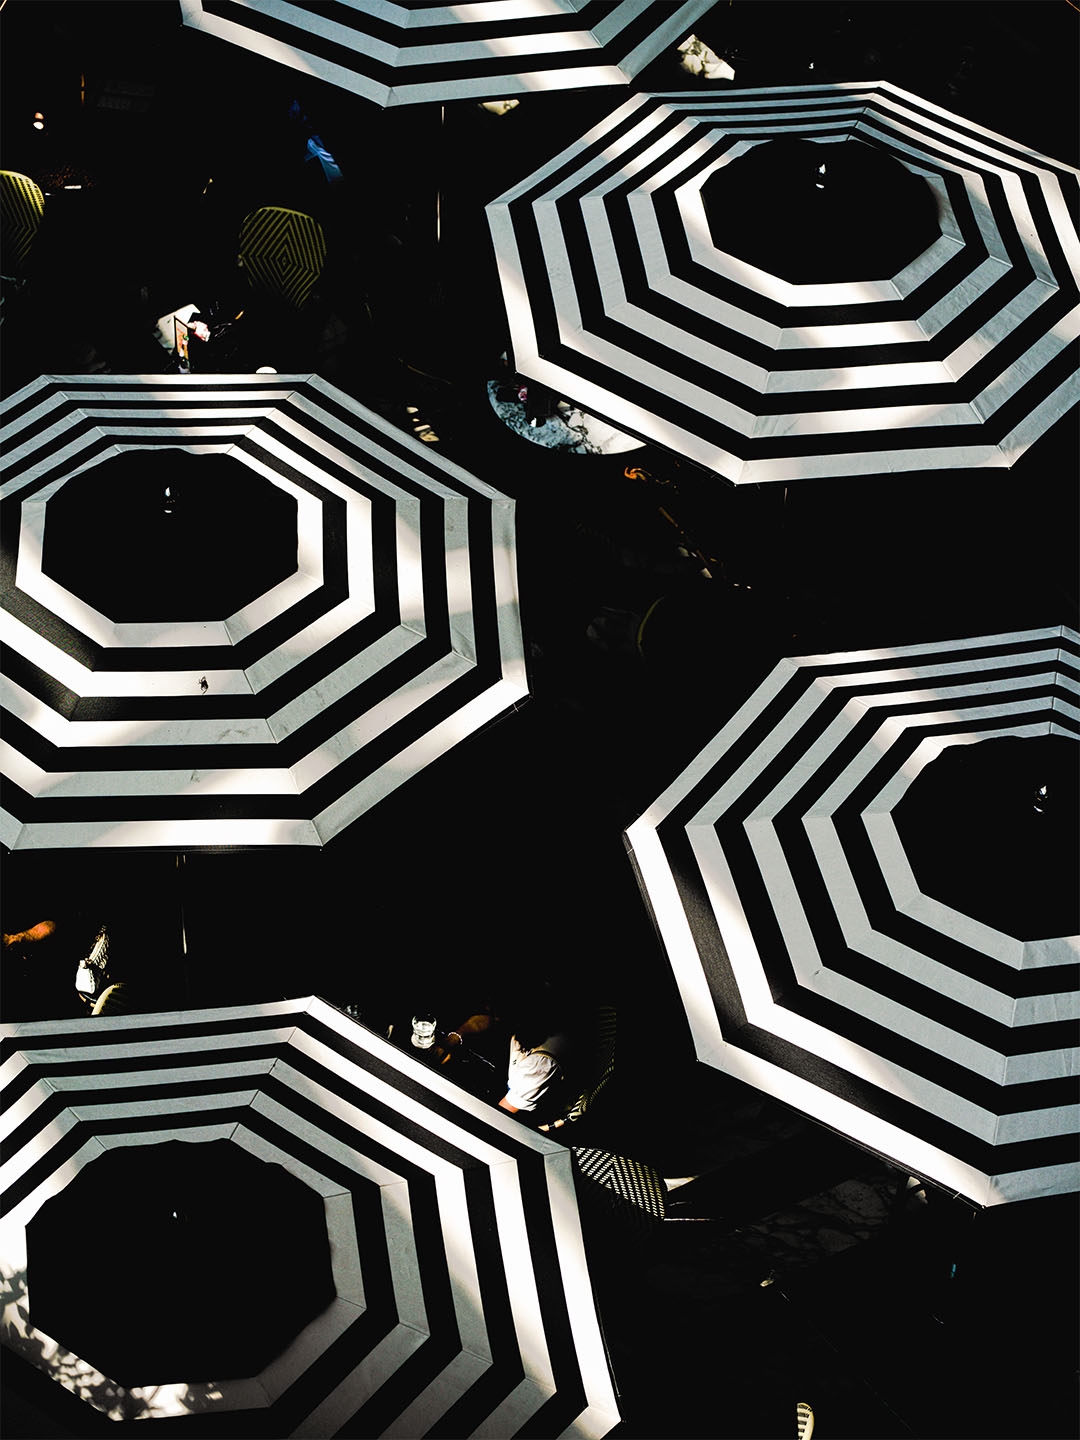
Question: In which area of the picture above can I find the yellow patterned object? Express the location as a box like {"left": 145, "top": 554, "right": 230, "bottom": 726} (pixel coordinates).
{"left": 547, "top": 1005, "right": 616, "bottom": 1129}
{"left": 1, "top": 171, "right": 45, "bottom": 272}
{"left": 237, "top": 206, "right": 326, "bottom": 308}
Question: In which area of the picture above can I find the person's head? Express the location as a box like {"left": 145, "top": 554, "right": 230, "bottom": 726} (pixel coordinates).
{"left": 498, "top": 979, "right": 565, "bottom": 1053}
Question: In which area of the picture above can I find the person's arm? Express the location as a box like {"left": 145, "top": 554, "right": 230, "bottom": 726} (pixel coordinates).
{"left": 437, "top": 1011, "right": 495, "bottom": 1063}
{"left": 498, "top": 1094, "right": 521, "bottom": 1113}
{"left": 454, "top": 1013, "right": 495, "bottom": 1038}
{"left": 3, "top": 921, "right": 58, "bottom": 948}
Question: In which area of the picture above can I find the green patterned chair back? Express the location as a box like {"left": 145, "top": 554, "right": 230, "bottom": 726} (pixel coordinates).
{"left": 1, "top": 170, "right": 45, "bottom": 273}
{"left": 237, "top": 206, "right": 327, "bottom": 308}
{"left": 562, "top": 1004, "right": 616, "bottom": 1125}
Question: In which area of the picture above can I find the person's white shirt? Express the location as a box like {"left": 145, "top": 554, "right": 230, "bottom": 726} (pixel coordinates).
{"left": 504, "top": 1035, "right": 562, "bottom": 1112}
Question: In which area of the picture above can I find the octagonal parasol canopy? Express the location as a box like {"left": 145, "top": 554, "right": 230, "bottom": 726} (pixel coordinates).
{"left": 488, "top": 81, "right": 1080, "bottom": 484}
{"left": 26, "top": 1138, "right": 335, "bottom": 1386}
{"left": 624, "top": 626, "right": 1080, "bottom": 1206}
{"left": 0, "top": 997, "right": 622, "bottom": 1435}
{"left": 0, "top": 374, "right": 528, "bottom": 850}
{"left": 178, "top": 0, "right": 717, "bottom": 106}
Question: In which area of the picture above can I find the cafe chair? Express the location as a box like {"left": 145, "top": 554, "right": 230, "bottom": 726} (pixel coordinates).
{"left": 572, "top": 1146, "right": 667, "bottom": 1220}
{"left": 91, "top": 982, "right": 134, "bottom": 1016}
{"left": 539, "top": 1004, "right": 616, "bottom": 1132}
{"left": 571, "top": 1141, "right": 731, "bottom": 1251}
{"left": 570, "top": 1146, "right": 675, "bottom": 1245}
{"left": 1, "top": 170, "right": 46, "bottom": 276}
{"left": 237, "top": 205, "right": 327, "bottom": 310}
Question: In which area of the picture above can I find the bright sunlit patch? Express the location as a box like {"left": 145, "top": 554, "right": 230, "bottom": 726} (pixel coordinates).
{"left": 677, "top": 34, "right": 735, "bottom": 81}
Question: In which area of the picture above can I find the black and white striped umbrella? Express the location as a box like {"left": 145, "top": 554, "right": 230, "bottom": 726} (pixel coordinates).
{"left": 179, "top": 0, "right": 715, "bottom": 106}
{"left": 488, "top": 81, "right": 1080, "bottom": 484}
{"left": 0, "top": 997, "right": 621, "bottom": 1434}
{"left": 0, "top": 374, "right": 527, "bottom": 849}
{"left": 624, "top": 626, "right": 1080, "bottom": 1206}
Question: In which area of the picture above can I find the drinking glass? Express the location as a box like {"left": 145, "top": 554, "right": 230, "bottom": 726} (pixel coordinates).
{"left": 411, "top": 1013, "right": 437, "bottom": 1049}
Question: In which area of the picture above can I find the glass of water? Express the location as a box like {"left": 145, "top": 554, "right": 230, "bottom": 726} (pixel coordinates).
{"left": 411, "top": 1013, "right": 437, "bottom": 1049}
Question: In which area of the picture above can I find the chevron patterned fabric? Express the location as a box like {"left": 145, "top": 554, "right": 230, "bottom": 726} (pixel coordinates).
{"left": 0, "top": 171, "right": 45, "bottom": 272}
{"left": 238, "top": 206, "right": 327, "bottom": 308}
{"left": 573, "top": 1147, "right": 667, "bottom": 1221}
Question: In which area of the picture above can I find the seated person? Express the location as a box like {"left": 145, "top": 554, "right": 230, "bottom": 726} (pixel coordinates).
{"left": 2, "top": 915, "right": 143, "bottom": 1022}
{"left": 444, "top": 981, "right": 582, "bottom": 1128}
{"left": 502, "top": 1025, "right": 573, "bottom": 1125}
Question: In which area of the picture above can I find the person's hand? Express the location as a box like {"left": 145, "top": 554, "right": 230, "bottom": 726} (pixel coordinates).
{"left": 434, "top": 1031, "right": 464, "bottom": 1065}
